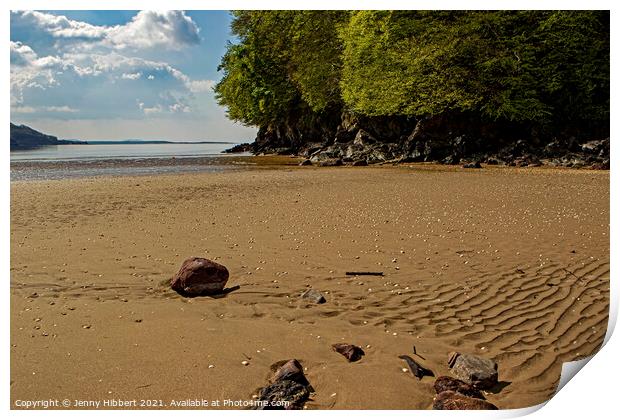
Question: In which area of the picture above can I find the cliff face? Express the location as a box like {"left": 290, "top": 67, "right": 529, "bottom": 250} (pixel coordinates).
{"left": 251, "top": 113, "right": 610, "bottom": 169}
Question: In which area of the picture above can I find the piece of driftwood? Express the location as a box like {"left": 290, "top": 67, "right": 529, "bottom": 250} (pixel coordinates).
{"left": 413, "top": 345, "right": 426, "bottom": 360}
{"left": 399, "top": 355, "right": 434, "bottom": 380}
{"left": 345, "top": 271, "right": 384, "bottom": 276}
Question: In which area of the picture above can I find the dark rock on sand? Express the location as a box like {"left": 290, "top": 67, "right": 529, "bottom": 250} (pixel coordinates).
{"left": 299, "top": 159, "right": 313, "bottom": 166}
{"left": 257, "top": 359, "right": 313, "bottom": 410}
{"left": 300, "top": 289, "right": 326, "bottom": 304}
{"left": 270, "top": 359, "right": 311, "bottom": 387}
{"left": 332, "top": 343, "right": 365, "bottom": 362}
{"left": 399, "top": 355, "right": 434, "bottom": 380}
{"left": 258, "top": 380, "right": 310, "bottom": 410}
{"left": 433, "top": 376, "right": 484, "bottom": 399}
{"left": 462, "top": 161, "right": 482, "bottom": 169}
{"left": 449, "top": 353, "right": 498, "bottom": 389}
{"left": 512, "top": 154, "right": 542, "bottom": 167}
{"left": 433, "top": 391, "right": 498, "bottom": 410}
{"left": 351, "top": 160, "right": 368, "bottom": 166}
{"left": 170, "top": 257, "right": 229, "bottom": 296}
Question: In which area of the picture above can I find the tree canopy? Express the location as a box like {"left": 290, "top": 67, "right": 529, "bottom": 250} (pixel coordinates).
{"left": 215, "top": 10, "right": 609, "bottom": 132}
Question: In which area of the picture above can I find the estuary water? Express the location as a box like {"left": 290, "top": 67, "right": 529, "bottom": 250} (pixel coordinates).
{"left": 10, "top": 142, "right": 250, "bottom": 181}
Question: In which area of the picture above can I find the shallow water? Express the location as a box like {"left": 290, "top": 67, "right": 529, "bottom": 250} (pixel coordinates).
{"left": 10, "top": 143, "right": 235, "bottom": 162}
{"left": 10, "top": 143, "right": 250, "bottom": 181}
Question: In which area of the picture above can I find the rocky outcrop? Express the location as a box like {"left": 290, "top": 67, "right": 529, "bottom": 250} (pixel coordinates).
{"left": 222, "top": 143, "right": 252, "bottom": 153}
{"left": 170, "top": 257, "right": 229, "bottom": 296}
{"left": 249, "top": 112, "right": 609, "bottom": 169}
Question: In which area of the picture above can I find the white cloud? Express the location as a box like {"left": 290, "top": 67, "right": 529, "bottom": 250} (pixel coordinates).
{"left": 189, "top": 79, "right": 216, "bottom": 93}
{"left": 169, "top": 103, "right": 191, "bottom": 113}
{"left": 10, "top": 12, "right": 219, "bottom": 124}
{"left": 140, "top": 103, "right": 164, "bottom": 115}
{"left": 12, "top": 106, "right": 37, "bottom": 114}
{"left": 45, "top": 106, "right": 78, "bottom": 113}
{"left": 15, "top": 11, "right": 108, "bottom": 40}
{"left": 11, "top": 105, "right": 79, "bottom": 114}
{"left": 121, "top": 72, "right": 142, "bottom": 80}
{"left": 10, "top": 47, "right": 197, "bottom": 115}
{"left": 11, "top": 10, "right": 200, "bottom": 51}
{"left": 105, "top": 11, "right": 201, "bottom": 50}
{"left": 10, "top": 41, "right": 38, "bottom": 65}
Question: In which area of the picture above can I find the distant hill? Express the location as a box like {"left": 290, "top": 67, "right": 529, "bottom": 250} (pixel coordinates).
{"left": 10, "top": 123, "right": 85, "bottom": 150}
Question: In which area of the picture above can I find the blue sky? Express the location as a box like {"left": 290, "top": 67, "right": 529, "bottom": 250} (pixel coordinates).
{"left": 10, "top": 10, "right": 257, "bottom": 141}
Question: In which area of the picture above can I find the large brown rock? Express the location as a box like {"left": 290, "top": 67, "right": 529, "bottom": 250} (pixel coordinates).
{"left": 433, "top": 391, "right": 498, "bottom": 410}
{"left": 170, "top": 257, "right": 229, "bottom": 296}
{"left": 449, "top": 353, "right": 498, "bottom": 389}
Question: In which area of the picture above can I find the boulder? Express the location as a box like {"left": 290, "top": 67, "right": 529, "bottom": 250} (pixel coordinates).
{"left": 353, "top": 129, "right": 377, "bottom": 147}
{"left": 300, "top": 289, "right": 326, "bottom": 304}
{"left": 332, "top": 343, "right": 365, "bottom": 362}
{"left": 433, "top": 376, "right": 484, "bottom": 399}
{"left": 581, "top": 138, "right": 609, "bottom": 157}
{"left": 449, "top": 353, "right": 498, "bottom": 389}
{"left": 433, "top": 391, "right": 498, "bottom": 410}
{"left": 170, "top": 257, "right": 229, "bottom": 296}
{"left": 485, "top": 156, "right": 502, "bottom": 165}
{"left": 299, "top": 159, "right": 312, "bottom": 166}
{"left": 463, "top": 161, "right": 482, "bottom": 169}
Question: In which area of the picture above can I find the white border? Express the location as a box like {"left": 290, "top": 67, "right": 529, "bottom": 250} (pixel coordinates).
{"left": 3, "top": 1, "right": 617, "bottom": 420}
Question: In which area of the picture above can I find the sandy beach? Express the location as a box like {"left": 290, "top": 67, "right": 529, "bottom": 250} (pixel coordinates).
{"left": 10, "top": 162, "right": 609, "bottom": 409}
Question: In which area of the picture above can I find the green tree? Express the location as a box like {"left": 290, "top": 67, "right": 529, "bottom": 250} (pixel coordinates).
{"left": 216, "top": 10, "right": 609, "bottom": 136}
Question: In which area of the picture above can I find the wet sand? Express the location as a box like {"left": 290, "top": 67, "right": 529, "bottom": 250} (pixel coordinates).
{"left": 10, "top": 163, "right": 609, "bottom": 409}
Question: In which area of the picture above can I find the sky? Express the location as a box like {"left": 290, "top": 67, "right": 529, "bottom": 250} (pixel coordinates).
{"left": 9, "top": 10, "right": 257, "bottom": 141}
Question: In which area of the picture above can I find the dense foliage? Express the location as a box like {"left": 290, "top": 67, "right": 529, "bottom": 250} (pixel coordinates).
{"left": 215, "top": 10, "right": 609, "bottom": 134}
